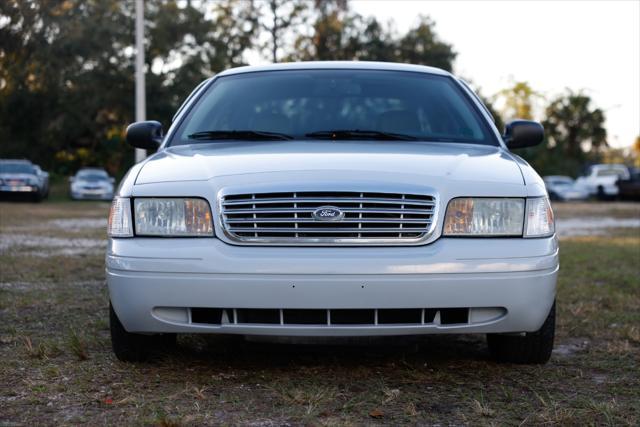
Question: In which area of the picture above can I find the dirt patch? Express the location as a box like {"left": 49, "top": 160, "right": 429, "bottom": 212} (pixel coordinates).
{"left": 552, "top": 338, "right": 590, "bottom": 357}
{"left": 552, "top": 201, "right": 640, "bottom": 220}
{"left": 556, "top": 217, "right": 640, "bottom": 237}
{"left": 0, "top": 234, "right": 105, "bottom": 255}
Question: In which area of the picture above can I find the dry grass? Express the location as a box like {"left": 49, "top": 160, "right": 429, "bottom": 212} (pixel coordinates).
{"left": 1, "top": 200, "right": 639, "bottom": 425}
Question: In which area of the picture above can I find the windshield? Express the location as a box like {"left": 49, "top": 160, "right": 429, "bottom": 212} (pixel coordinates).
{"left": 171, "top": 70, "right": 497, "bottom": 146}
{"left": 77, "top": 170, "right": 108, "bottom": 181}
{"left": 0, "top": 163, "right": 35, "bottom": 174}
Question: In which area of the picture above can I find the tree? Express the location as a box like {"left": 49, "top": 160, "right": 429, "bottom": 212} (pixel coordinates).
{"left": 394, "top": 16, "right": 455, "bottom": 71}
{"left": 288, "top": 0, "right": 355, "bottom": 61}
{"left": 0, "top": 0, "right": 136, "bottom": 174}
{"left": 289, "top": 8, "right": 455, "bottom": 71}
{"left": 496, "top": 81, "right": 543, "bottom": 120}
{"left": 259, "top": 0, "right": 308, "bottom": 62}
{"left": 521, "top": 91, "right": 607, "bottom": 176}
{"left": 0, "top": 0, "right": 258, "bottom": 174}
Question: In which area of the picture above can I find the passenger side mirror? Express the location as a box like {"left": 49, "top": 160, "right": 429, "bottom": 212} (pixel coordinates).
{"left": 126, "top": 121, "right": 163, "bottom": 150}
{"left": 503, "top": 120, "right": 544, "bottom": 149}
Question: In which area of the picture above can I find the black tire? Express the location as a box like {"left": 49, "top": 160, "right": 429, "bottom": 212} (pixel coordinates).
{"left": 109, "top": 303, "right": 176, "bottom": 362}
{"left": 487, "top": 301, "right": 555, "bottom": 364}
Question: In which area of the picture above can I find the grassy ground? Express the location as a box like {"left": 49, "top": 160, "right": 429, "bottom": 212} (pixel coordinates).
{"left": 0, "top": 199, "right": 638, "bottom": 425}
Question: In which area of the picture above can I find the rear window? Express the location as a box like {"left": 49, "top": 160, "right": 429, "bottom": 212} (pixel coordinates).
{"left": 171, "top": 69, "right": 498, "bottom": 146}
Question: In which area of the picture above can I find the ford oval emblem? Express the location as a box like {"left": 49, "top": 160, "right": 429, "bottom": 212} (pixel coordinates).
{"left": 312, "top": 206, "right": 345, "bottom": 222}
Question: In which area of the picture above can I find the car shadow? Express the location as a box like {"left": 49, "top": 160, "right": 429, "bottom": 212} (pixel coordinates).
{"left": 161, "top": 333, "right": 491, "bottom": 367}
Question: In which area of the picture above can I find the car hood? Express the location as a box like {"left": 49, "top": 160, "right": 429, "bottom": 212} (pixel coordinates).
{"left": 136, "top": 141, "right": 524, "bottom": 186}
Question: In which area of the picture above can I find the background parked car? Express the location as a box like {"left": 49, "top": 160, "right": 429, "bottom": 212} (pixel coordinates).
{"left": 543, "top": 175, "right": 589, "bottom": 201}
{"left": 574, "top": 164, "right": 630, "bottom": 199}
{"left": 0, "top": 159, "right": 49, "bottom": 201}
{"left": 616, "top": 168, "right": 640, "bottom": 201}
{"left": 33, "top": 165, "right": 50, "bottom": 198}
{"left": 69, "top": 168, "right": 115, "bottom": 201}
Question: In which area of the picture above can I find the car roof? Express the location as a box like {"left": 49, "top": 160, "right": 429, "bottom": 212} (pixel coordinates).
{"left": 216, "top": 61, "right": 452, "bottom": 78}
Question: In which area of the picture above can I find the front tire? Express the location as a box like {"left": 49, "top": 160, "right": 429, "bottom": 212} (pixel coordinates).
{"left": 109, "top": 303, "right": 176, "bottom": 362}
{"left": 487, "top": 301, "right": 555, "bottom": 364}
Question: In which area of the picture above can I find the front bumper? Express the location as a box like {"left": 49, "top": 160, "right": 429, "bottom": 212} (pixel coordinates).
{"left": 107, "top": 236, "right": 558, "bottom": 336}
{"left": 0, "top": 185, "right": 38, "bottom": 193}
{"left": 71, "top": 190, "right": 113, "bottom": 200}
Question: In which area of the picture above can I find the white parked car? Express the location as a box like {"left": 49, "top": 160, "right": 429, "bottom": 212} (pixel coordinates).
{"left": 70, "top": 168, "right": 115, "bottom": 200}
{"left": 574, "top": 164, "right": 630, "bottom": 199}
{"left": 543, "top": 175, "right": 589, "bottom": 201}
{"left": 107, "top": 62, "right": 557, "bottom": 364}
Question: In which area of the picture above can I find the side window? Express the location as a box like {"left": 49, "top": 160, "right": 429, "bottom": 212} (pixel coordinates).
{"left": 458, "top": 79, "right": 495, "bottom": 124}
{"left": 172, "top": 79, "right": 211, "bottom": 122}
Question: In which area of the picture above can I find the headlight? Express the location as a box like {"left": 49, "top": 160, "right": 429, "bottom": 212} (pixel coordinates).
{"left": 133, "top": 198, "right": 213, "bottom": 237}
{"left": 443, "top": 198, "right": 525, "bottom": 236}
{"left": 108, "top": 197, "right": 133, "bottom": 237}
{"left": 524, "top": 197, "right": 554, "bottom": 237}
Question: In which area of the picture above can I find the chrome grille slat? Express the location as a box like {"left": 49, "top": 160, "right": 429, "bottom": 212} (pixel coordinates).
{"left": 220, "top": 191, "right": 437, "bottom": 245}
{"left": 225, "top": 218, "right": 430, "bottom": 224}
{"left": 223, "top": 208, "right": 433, "bottom": 215}
{"left": 227, "top": 227, "right": 430, "bottom": 233}
{"left": 223, "top": 197, "right": 435, "bottom": 206}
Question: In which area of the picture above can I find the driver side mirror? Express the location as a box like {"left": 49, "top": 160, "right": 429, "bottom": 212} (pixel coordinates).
{"left": 503, "top": 120, "right": 544, "bottom": 149}
{"left": 126, "top": 120, "right": 163, "bottom": 150}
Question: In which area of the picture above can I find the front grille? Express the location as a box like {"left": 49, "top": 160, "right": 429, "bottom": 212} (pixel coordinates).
{"left": 219, "top": 191, "right": 436, "bottom": 245}
{"left": 189, "top": 308, "right": 470, "bottom": 326}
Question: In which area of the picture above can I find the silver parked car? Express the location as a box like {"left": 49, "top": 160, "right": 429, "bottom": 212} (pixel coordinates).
{"left": 0, "top": 159, "right": 49, "bottom": 201}
{"left": 70, "top": 168, "right": 115, "bottom": 200}
{"left": 108, "top": 62, "right": 558, "bottom": 363}
{"left": 543, "top": 175, "right": 589, "bottom": 201}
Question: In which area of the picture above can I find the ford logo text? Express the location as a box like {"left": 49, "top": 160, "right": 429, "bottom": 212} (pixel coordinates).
{"left": 312, "top": 206, "right": 345, "bottom": 222}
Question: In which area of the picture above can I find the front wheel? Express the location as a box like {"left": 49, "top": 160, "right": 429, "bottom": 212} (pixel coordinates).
{"left": 110, "top": 303, "right": 176, "bottom": 362}
{"left": 487, "top": 301, "right": 555, "bottom": 364}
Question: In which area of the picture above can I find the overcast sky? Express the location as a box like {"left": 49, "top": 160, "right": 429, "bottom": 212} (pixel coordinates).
{"left": 342, "top": 0, "right": 638, "bottom": 149}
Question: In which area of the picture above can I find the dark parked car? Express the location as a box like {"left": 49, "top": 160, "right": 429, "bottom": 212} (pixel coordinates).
{"left": 0, "top": 159, "right": 49, "bottom": 201}
{"left": 617, "top": 168, "right": 640, "bottom": 201}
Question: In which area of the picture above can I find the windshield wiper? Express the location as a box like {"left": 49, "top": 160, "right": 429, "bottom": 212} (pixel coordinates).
{"left": 188, "top": 130, "right": 294, "bottom": 141}
{"left": 305, "top": 129, "right": 418, "bottom": 141}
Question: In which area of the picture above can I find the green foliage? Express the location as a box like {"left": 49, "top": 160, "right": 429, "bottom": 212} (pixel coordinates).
{"left": 0, "top": 0, "right": 610, "bottom": 179}
{"left": 0, "top": 0, "right": 258, "bottom": 175}
{"left": 496, "top": 81, "right": 543, "bottom": 121}
{"left": 289, "top": 4, "right": 456, "bottom": 69}
{"left": 259, "top": 0, "right": 308, "bottom": 62}
{"left": 520, "top": 90, "right": 608, "bottom": 176}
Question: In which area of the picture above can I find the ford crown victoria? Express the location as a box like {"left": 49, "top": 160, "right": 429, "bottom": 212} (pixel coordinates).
{"left": 107, "top": 62, "right": 557, "bottom": 363}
